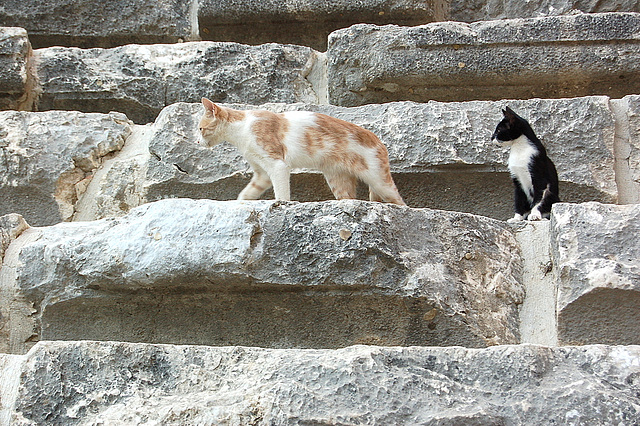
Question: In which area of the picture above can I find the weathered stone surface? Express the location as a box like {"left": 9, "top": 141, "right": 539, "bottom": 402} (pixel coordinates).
{"left": 328, "top": 13, "right": 640, "bottom": 106}
{"left": 199, "top": 0, "right": 443, "bottom": 51}
{"left": 0, "top": 110, "right": 132, "bottom": 226}
{"left": 3, "top": 341, "right": 640, "bottom": 424}
{"left": 35, "top": 42, "right": 323, "bottom": 124}
{"left": 82, "top": 97, "right": 615, "bottom": 222}
{"left": 551, "top": 202, "right": 640, "bottom": 345}
{"left": 5, "top": 198, "right": 523, "bottom": 352}
{"left": 622, "top": 95, "right": 640, "bottom": 203}
{"left": 0, "top": 27, "right": 35, "bottom": 111}
{"left": 0, "top": 214, "right": 27, "bottom": 261}
{"left": 0, "top": 0, "right": 196, "bottom": 49}
{"left": 448, "top": 0, "right": 640, "bottom": 23}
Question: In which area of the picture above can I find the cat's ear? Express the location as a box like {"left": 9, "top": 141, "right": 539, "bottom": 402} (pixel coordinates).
{"left": 202, "top": 98, "right": 218, "bottom": 116}
{"left": 503, "top": 106, "right": 518, "bottom": 123}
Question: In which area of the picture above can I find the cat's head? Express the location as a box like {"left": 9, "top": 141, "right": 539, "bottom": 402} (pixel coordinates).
{"left": 199, "top": 98, "right": 224, "bottom": 147}
{"left": 491, "top": 106, "right": 526, "bottom": 145}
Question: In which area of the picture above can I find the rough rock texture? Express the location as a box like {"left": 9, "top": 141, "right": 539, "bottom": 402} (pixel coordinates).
{"left": 0, "top": 0, "right": 196, "bottom": 48}
{"left": 199, "top": 0, "right": 443, "bottom": 51}
{"left": 551, "top": 202, "right": 640, "bottom": 345}
{"left": 449, "top": 0, "right": 640, "bottom": 23}
{"left": 3, "top": 198, "right": 523, "bottom": 352}
{"left": 0, "top": 110, "right": 132, "bottom": 226}
{"left": 0, "top": 214, "right": 27, "bottom": 261}
{"left": 622, "top": 95, "right": 640, "bottom": 203}
{"left": 81, "top": 97, "right": 616, "bottom": 223}
{"left": 327, "top": 13, "right": 640, "bottom": 106}
{"left": 0, "top": 27, "right": 35, "bottom": 111}
{"left": 3, "top": 341, "right": 640, "bottom": 424}
{"left": 35, "top": 42, "right": 323, "bottom": 124}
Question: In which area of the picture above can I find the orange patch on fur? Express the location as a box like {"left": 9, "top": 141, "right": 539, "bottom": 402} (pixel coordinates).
{"left": 303, "top": 113, "right": 383, "bottom": 171}
{"left": 252, "top": 111, "right": 289, "bottom": 160}
{"left": 219, "top": 106, "right": 245, "bottom": 122}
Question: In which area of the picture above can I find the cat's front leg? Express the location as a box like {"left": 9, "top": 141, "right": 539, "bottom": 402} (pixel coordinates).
{"left": 507, "top": 213, "right": 525, "bottom": 223}
{"left": 268, "top": 161, "right": 291, "bottom": 201}
{"left": 526, "top": 208, "right": 543, "bottom": 221}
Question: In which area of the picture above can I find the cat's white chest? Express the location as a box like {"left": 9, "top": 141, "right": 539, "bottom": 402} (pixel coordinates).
{"left": 508, "top": 135, "right": 538, "bottom": 201}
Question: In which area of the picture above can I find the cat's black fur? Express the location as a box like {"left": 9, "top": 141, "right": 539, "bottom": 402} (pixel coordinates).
{"left": 491, "top": 107, "right": 560, "bottom": 222}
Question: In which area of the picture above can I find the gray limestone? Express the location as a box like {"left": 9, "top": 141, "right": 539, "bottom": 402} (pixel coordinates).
{"left": 35, "top": 42, "right": 323, "bottom": 124}
{"left": 327, "top": 13, "right": 640, "bottom": 106}
{"left": 0, "top": 110, "right": 132, "bottom": 226}
{"left": 0, "top": 0, "right": 197, "bottom": 48}
{"left": 0, "top": 27, "right": 35, "bottom": 111}
{"left": 448, "top": 0, "right": 640, "bottom": 22}
{"left": 551, "top": 202, "right": 640, "bottom": 345}
{"left": 198, "top": 0, "right": 444, "bottom": 51}
{"left": 0, "top": 214, "right": 27, "bottom": 261}
{"left": 2, "top": 198, "right": 523, "bottom": 353}
{"left": 2, "top": 341, "right": 640, "bottom": 424}
{"left": 616, "top": 95, "right": 640, "bottom": 203}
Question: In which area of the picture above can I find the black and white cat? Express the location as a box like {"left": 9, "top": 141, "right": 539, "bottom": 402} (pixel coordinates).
{"left": 492, "top": 106, "right": 560, "bottom": 223}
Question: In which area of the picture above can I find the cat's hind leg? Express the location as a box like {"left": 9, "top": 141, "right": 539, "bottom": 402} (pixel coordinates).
{"left": 238, "top": 163, "right": 272, "bottom": 200}
{"left": 324, "top": 173, "right": 357, "bottom": 200}
{"left": 368, "top": 184, "right": 405, "bottom": 205}
{"left": 527, "top": 184, "right": 558, "bottom": 220}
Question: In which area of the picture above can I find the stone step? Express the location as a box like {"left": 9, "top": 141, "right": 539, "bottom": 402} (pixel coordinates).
{"left": 552, "top": 202, "right": 640, "bottom": 345}
{"left": 328, "top": 12, "right": 640, "bottom": 105}
{"left": 35, "top": 42, "right": 324, "bottom": 124}
{"left": 4, "top": 14, "right": 640, "bottom": 122}
{"left": 2, "top": 199, "right": 639, "bottom": 354}
{"left": 1, "top": 341, "right": 639, "bottom": 423}
{"left": 2, "top": 96, "right": 637, "bottom": 227}
{"left": 0, "top": 198, "right": 524, "bottom": 354}
{"left": 1, "top": 0, "right": 639, "bottom": 50}
{"left": 0, "top": 28, "right": 35, "bottom": 111}
{"left": 0, "top": 0, "right": 440, "bottom": 51}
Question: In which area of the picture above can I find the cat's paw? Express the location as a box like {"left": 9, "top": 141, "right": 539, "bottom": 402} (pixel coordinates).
{"left": 527, "top": 210, "right": 542, "bottom": 221}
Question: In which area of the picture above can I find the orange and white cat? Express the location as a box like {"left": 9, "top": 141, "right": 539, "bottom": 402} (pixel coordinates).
{"left": 198, "top": 98, "right": 405, "bottom": 205}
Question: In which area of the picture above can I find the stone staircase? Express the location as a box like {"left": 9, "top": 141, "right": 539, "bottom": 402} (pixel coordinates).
{"left": 1, "top": 1, "right": 640, "bottom": 424}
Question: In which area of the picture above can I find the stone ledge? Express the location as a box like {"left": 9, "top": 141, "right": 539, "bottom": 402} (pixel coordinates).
{"left": 0, "top": 0, "right": 197, "bottom": 49}
{"left": 0, "top": 110, "right": 132, "bottom": 226}
{"left": 2, "top": 341, "right": 639, "bottom": 424}
{"left": 0, "top": 27, "right": 35, "bottom": 111}
{"left": 327, "top": 12, "right": 640, "bottom": 105}
{"left": 198, "top": 0, "right": 443, "bottom": 51}
{"left": 34, "top": 42, "right": 322, "bottom": 124}
{"left": 448, "top": 0, "right": 640, "bottom": 23}
{"left": 1, "top": 198, "right": 523, "bottom": 353}
{"left": 551, "top": 202, "right": 640, "bottom": 345}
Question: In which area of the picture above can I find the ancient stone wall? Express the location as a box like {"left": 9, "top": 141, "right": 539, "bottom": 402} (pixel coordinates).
{"left": 1, "top": 1, "right": 639, "bottom": 423}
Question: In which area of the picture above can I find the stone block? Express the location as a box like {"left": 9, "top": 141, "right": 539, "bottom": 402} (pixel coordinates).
{"left": 448, "top": 0, "right": 640, "bottom": 23}
{"left": 0, "top": 0, "right": 196, "bottom": 48}
{"left": 81, "top": 97, "right": 615, "bottom": 223}
{"left": 551, "top": 202, "right": 640, "bottom": 345}
{"left": 327, "top": 13, "right": 640, "bottom": 106}
{"left": 35, "top": 42, "right": 323, "bottom": 124}
{"left": 621, "top": 95, "right": 640, "bottom": 203}
{"left": 3, "top": 341, "right": 640, "bottom": 423}
{"left": 0, "top": 27, "right": 34, "bottom": 111}
{"left": 198, "top": 0, "right": 443, "bottom": 51}
{"left": 0, "top": 110, "right": 132, "bottom": 226}
{"left": 4, "top": 198, "right": 523, "bottom": 352}
{"left": 0, "top": 213, "right": 28, "bottom": 261}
